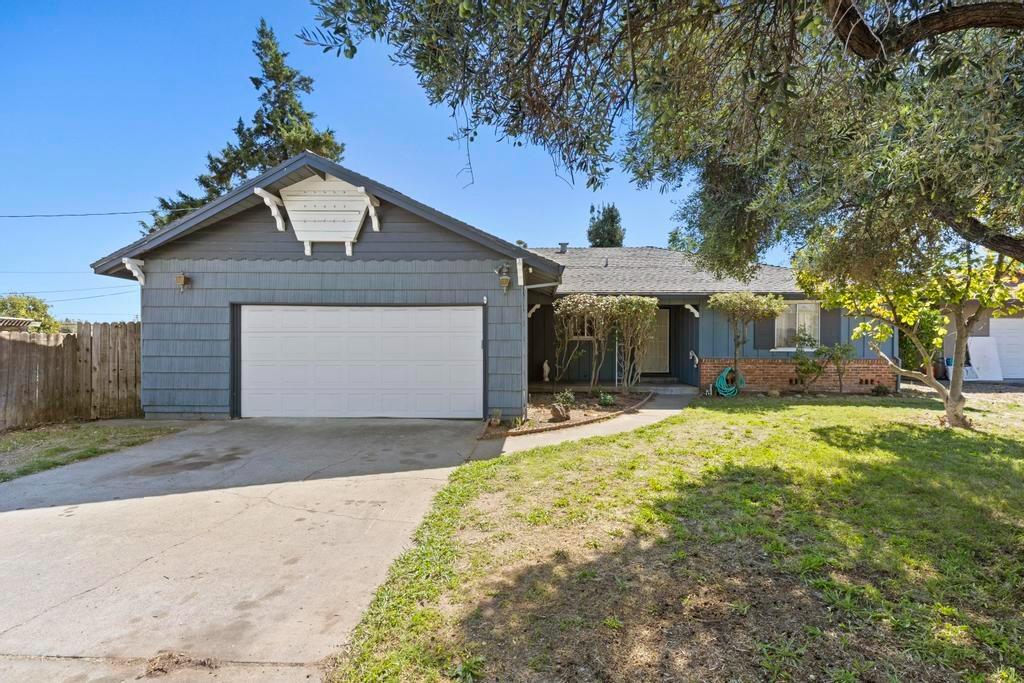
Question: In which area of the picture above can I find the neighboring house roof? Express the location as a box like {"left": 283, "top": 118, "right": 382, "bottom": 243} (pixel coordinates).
{"left": 0, "top": 317, "right": 39, "bottom": 330}
{"left": 529, "top": 247, "right": 802, "bottom": 295}
{"left": 91, "top": 151, "right": 563, "bottom": 278}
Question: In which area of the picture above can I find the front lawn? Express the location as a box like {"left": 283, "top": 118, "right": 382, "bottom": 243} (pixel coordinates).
{"left": 333, "top": 393, "right": 1024, "bottom": 682}
{"left": 0, "top": 422, "right": 181, "bottom": 482}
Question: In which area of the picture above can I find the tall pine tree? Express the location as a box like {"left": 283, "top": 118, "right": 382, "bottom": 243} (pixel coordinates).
{"left": 144, "top": 19, "right": 343, "bottom": 230}
{"left": 587, "top": 203, "right": 625, "bottom": 247}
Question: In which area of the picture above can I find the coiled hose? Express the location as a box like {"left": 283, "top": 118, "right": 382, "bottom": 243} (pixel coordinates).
{"left": 714, "top": 366, "right": 744, "bottom": 398}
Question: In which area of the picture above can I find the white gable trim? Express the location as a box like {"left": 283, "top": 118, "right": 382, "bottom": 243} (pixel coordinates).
{"left": 253, "top": 187, "right": 286, "bottom": 232}
{"left": 122, "top": 257, "right": 145, "bottom": 286}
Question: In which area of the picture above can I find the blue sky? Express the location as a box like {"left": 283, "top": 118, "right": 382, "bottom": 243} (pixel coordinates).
{"left": 2, "top": 2, "right": 787, "bottom": 322}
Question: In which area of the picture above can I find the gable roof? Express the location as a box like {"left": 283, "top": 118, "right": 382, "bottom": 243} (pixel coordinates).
{"left": 529, "top": 247, "right": 801, "bottom": 295}
{"left": 91, "top": 152, "right": 563, "bottom": 277}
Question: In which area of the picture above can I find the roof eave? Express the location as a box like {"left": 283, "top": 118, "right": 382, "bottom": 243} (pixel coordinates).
{"left": 92, "top": 151, "right": 564, "bottom": 278}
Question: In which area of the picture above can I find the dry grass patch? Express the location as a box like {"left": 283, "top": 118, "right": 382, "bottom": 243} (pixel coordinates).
{"left": 0, "top": 421, "right": 181, "bottom": 482}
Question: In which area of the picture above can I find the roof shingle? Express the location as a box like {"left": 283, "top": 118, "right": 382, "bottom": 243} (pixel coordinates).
{"left": 530, "top": 247, "right": 801, "bottom": 295}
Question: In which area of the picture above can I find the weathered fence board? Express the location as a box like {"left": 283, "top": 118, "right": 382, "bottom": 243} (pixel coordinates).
{"left": 0, "top": 322, "right": 142, "bottom": 431}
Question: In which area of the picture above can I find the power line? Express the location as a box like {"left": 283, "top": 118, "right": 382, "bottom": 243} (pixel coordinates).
{"left": 0, "top": 271, "right": 94, "bottom": 274}
{"left": 0, "top": 207, "right": 196, "bottom": 219}
{"left": 2, "top": 284, "right": 137, "bottom": 295}
{"left": 44, "top": 290, "right": 137, "bottom": 303}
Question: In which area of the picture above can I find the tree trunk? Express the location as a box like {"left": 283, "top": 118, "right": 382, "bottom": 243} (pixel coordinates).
{"left": 945, "top": 319, "right": 972, "bottom": 428}
{"left": 732, "top": 320, "right": 741, "bottom": 379}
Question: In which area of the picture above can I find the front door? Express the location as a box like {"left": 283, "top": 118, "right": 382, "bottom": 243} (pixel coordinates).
{"left": 642, "top": 308, "right": 670, "bottom": 374}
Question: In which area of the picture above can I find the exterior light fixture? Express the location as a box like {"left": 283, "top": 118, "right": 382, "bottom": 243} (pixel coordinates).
{"left": 175, "top": 273, "right": 192, "bottom": 293}
{"left": 496, "top": 263, "right": 512, "bottom": 292}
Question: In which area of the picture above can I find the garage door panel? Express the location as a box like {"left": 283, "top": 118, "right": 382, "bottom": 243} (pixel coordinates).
{"left": 313, "top": 308, "right": 349, "bottom": 330}
{"left": 280, "top": 308, "right": 316, "bottom": 330}
{"left": 241, "top": 305, "right": 484, "bottom": 418}
{"left": 449, "top": 308, "right": 480, "bottom": 331}
{"left": 347, "top": 336, "right": 379, "bottom": 360}
{"left": 312, "top": 335, "right": 347, "bottom": 356}
{"left": 242, "top": 308, "right": 283, "bottom": 332}
{"left": 348, "top": 308, "right": 379, "bottom": 330}
{"left": 448, "top": 364, "right": 482, "bottom": 388}
{"left": 380, "top": 309, "right": 411, "bottom": 330}
{"left": 450, "top": 334, "right": 482, "bottom": 358}
{"left": 312, "top": 364, "right": 348, "bottom": 386}
{"left": 991, "top": 318, "right": 1024, "bottom": 378}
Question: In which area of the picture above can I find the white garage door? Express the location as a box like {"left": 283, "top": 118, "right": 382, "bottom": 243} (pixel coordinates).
{"left": 241, "top": 305, "right": 483, "bottom": 418}
{"left": 991, "top": 318, "right": 1024, "bottom": 379}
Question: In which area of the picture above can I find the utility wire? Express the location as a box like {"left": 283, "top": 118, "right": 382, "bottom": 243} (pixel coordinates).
{"left": 2, "top": 284, "right": 136, "bottom": 295}
{"left": 43, "top": 290, "right": 137, "bottom": 303}
{"left": 0, "top": 207, "right": 196, "bottom": 219}
{"left": 0, "top": 271, "right": 94, "bottom": 274}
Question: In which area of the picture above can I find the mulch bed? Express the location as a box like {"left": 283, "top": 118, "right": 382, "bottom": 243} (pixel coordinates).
{"left": 482, "top": 390, "right": 652, "bottom": 439}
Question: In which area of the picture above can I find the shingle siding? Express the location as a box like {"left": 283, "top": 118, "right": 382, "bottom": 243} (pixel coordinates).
{"left": 139, "top": 205, "right": 525, "bottom": 418}
{"left": 152, "top": 204, "right": 502, "bottom": 261}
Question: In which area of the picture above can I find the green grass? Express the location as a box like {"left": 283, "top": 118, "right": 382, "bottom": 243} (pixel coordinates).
{"left": 0, "top": 422, "right": 181, "bottom": 482}
{"left": 331, "top": 394, "right": 1024, "bottom": 681}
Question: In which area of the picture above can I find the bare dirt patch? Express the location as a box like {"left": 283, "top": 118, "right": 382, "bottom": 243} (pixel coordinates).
{"left": 143, "top": 650, "right": 218, "bottom": 677}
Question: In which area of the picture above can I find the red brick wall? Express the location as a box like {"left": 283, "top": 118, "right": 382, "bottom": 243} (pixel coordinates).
{"left": 698, "top": 357, "right": 896, "bottom": 393}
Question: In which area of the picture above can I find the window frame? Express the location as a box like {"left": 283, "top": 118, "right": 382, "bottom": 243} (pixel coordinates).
{"left": 771, "top": 300, "right": 822, "bottom": 351}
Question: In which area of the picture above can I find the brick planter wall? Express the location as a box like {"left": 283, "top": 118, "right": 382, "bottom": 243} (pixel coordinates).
{"left": 698, "top": 357, "right": 896, "bottom": 394}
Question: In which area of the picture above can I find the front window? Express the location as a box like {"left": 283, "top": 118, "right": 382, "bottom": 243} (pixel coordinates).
{"left": 775, "top": 302, "right": 820, "bottom": 348}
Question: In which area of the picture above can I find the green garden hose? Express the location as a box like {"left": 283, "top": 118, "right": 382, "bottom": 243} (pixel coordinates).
{"left": 714, "top": 366, "right": 744, "bottom": 398}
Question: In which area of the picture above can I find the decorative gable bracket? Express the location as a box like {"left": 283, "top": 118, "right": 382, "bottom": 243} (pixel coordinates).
{"left": 358, "top": 186, "right": 381, "bottom": 232}
{"left": 253, "top": 187, "right": 286, "bottom": 232}
{"left": 122, "top": 257, "right": 145, "bottom": 286}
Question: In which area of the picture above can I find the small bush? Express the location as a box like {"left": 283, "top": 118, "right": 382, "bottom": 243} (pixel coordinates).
{"left": 553, "top": 389, "right": 577, "bottom": 407}
{"left": 598, "top": 392, "right": 616, "bottom": 407}
{"left": 871, "top": 384, "right": 892, "bottom": 396}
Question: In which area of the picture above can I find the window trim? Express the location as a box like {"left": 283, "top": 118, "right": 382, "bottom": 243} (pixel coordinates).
{"left": 771, "top": 300, "right": 821, "bottom": 352}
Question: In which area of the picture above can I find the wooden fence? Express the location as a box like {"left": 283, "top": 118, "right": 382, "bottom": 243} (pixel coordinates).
{"left": 0, "top": 322, "right": 142, "bottom": 431}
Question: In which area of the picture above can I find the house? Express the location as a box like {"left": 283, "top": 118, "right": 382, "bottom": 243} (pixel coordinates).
{"left": 526, "top": 246, "right": 895, "bottom": 392}
{"left": 92, "top": 152, "right": 895, "bottom": 420}
{"left": 941, "top": 301, "right": 1024, "bottom": 382}
{"left": 0, "top": 317, "right": 39, "bottom": 332}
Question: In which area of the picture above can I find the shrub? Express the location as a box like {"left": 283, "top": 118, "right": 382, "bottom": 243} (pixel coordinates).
{"left": 871, "top": 384, "right": 892, "bottom": 396}
{"left": 553, "top": 389, "right": 577, "bottom": 407}
{"left": 792, "top": 332, "right": 826, "bottom": 388}
{"left": 597, "top": 392, "right": 616, "bottom": 407}
{"left": 612, "top": 295, "right": 660, "bottom": 392}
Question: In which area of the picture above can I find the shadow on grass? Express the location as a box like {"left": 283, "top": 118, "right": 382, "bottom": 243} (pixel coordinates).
{"left": 451, "top": 421, "right": 1024, "bottom": 680}
{"left": 690, "top": 393, "right": 999, "bottom": 418}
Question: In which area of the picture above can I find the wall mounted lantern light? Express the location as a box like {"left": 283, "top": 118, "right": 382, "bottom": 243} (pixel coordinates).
{"left": 495, "top": 263, "right": 512, "bottom": 292}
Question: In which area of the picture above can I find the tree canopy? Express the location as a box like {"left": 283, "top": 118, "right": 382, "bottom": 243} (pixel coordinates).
{"left": 0, "top": 294, "right": 61, "bottom": 333}
{"left": 797, "top": 241, "right": 1023, "bottom": 427}
{"left": 146, "top": 19, "right": 343, "bottom": 230}
{"left": 303, "top": 1, "right": 1024, "bottom": 274}
{"left": 707, "top": 292, "right": 787, "bottom": 380}
{"left": 587, "top": 203, "right": 625, "bottom": 247}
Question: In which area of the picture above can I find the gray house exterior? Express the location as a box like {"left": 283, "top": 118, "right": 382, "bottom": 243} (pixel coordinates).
{"left": 525, "top": 248, "right": 897, "bottom": 391}
{"left": 92, "top": 153, "right": 562, "bottom": 419}
{"left": 93, "top": 153, "right": 895, "bottom": 420}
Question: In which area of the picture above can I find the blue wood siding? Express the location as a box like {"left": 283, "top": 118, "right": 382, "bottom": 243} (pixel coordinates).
{"left": 697, "top": 304, "right": 894, "bottom": 360}
{"left": 140, "top": 257, "right": 525, "bottom": 418}
{"left": 151, "top": 204, "right": 503, "bottom": 261}
{"left": 527, "top": 299, "right": 894, "bottom": 389}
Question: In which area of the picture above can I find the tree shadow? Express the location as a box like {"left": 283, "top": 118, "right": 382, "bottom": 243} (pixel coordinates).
{"left": 690, "top": 392, "right": 997, "bottom": 419}
{"left": 450, "top": 430, "right": 1024, "bottom": 679}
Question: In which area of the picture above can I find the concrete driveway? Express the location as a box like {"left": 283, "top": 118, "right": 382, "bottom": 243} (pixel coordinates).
{"left": 0, "top": 418, "right": 492, "bottom": 682}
